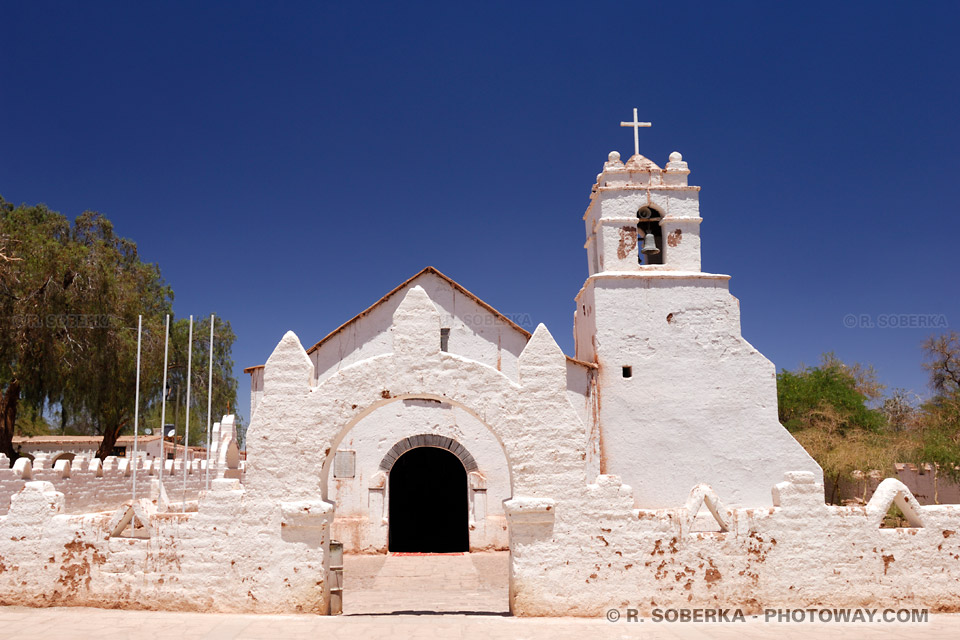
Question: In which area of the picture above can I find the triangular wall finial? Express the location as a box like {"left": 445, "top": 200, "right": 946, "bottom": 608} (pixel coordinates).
{"left": 392, "top": 285, "right": 441, "bottom": 359}
{"left": 263, "top": 331, "right": 312, "bottom": 396}
{"left": 519, "top": 324, "right": 566, "bottom": 392}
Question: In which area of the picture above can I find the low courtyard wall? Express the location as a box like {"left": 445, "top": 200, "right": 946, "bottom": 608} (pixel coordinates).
{"left": 0, "top": 479, "right": 329, "bottom": 613}
{"left": 0, "top": 471, "right": 958, "bottom": 616}
{"left": 0, "top": 416, "right": 243, "bottom": 516}
{"left": 506, "top": 471, "right": 960, "bottom": 615}
{"left": 0, "top": 455, "right": 241, "bottom": 515}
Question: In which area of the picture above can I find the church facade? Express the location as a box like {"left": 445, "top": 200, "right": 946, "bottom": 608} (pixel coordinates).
{"left": 245, "top": 146, "right": 821, "bottom": 554}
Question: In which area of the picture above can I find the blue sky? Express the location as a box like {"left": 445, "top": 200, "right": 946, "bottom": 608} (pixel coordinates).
{"left": 3, "top": 1, "right": 958, "bottom": 425}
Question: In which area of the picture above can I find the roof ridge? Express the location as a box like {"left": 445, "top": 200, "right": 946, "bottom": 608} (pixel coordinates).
{"left": 302, "top": 266, "right": 532, "bottom": 355}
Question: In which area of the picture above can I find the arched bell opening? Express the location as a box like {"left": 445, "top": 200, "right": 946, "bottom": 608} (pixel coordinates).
{"left": 637, "top": 205, "right": 664, "bottom": 265}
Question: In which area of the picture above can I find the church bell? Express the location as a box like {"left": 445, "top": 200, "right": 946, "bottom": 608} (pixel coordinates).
{"left": 641, "top": 232, "right": 660, "bottom": 255}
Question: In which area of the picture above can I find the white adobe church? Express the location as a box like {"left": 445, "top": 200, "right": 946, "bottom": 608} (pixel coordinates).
{"left": 245, "top": 114, "right": 820, "bottom": 554}
{"left": 2, "top": 117, "right": 958, "bottom": 616}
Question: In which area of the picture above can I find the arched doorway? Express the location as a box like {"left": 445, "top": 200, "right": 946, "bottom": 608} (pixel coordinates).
{"left": 388, "top": 447, "right": 468, "bottom": 552}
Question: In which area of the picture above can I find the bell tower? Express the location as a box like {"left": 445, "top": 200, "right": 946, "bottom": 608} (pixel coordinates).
{"left": 575, "top": 113, "right": 821, "bottom": 509}
{"left": 583, "top": 148, "right": 702, "bottom": 274}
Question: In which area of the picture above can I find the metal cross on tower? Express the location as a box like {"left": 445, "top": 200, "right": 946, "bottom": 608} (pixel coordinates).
{"left": 620, "top": 108, "right": 651, "bottom": 157}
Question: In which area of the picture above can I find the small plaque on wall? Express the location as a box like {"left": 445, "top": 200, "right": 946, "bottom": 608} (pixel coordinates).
{"left": 334, "top": 450, "right": 356, "bottom": 478}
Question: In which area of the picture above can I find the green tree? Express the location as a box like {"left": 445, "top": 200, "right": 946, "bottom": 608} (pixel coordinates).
{"left": 778, "top": 353, "right": 886, "bottom": 434}
{"left": 777, "top": 353, "right": 894, "bottom": 503}
{"left": 913, "top": 399, "right": 960, "bottom": 485}
{"left": 59, "top": 211, "right": 173, "bottom": 458}
{"left": 913, "top": 332, "right": 960, "bottom": 485}
{"left": 0, "top": 198, "right": 80, "bottom": 460}
{"left": 13, "top": 403, "right": 52, "bottom": 437}
{"left": 1, "top": 198, "right": 238, "bottom": 462}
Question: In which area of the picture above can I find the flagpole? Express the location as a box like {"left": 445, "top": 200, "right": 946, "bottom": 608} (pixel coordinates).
{"left": 131, "top": 315, "right": 142, "bottom": 501}
{"left": 158, "top": 314, "right": 170, "bottom": 502}
{"left": 205, "top": 314, "right": 215, "bottom": 490}
{"left": 182, "top": 315, "right": 193, "bottom": 510}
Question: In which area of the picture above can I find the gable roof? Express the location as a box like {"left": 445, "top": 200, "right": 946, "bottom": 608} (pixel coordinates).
{"left": 243, "top": 266, "right": 596, "bottom": 372}
{"left": 306, "top": 266, "right": 532, "bottom": 355}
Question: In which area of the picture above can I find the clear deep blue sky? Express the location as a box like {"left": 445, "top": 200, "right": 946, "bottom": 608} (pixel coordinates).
{"left": 3, "top": 2, "right": 958, "bottom": 425}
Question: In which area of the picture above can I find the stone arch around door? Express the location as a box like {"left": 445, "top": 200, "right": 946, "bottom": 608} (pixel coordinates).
{"left": 377, "top": 433, "right": 489, "bottom": 552}
{"left": 325, "top": 397, "right": 509, "bottom": 553}
{"left": 379, "top": 434, "right": 479, "bottom": 474}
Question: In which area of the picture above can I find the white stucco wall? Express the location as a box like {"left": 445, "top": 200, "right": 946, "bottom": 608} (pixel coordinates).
{"left": 0, "top": 476, "right": 333, "bottom": 613}
{"left": 248, "top": 270, "right": 567, "bottom": 421}
{"left": 506, "top": 471, "right": 960, "bottom": 616}
{"left": 0, "top": 457, "right": 210, "bottom": 515}
{"left": 575, "top": 152, "right": 821, "bottom": 508}
{"left": 1, "top": 287, "right": 959, "bottom": 617}
{"left": 580, "top": 274, "right": 820, "bottom": 508}
{"left": 311, "top": 271, "right": 530, "bottom": 387}
{"left": 245, "top": 268, "right": 598, "bottom": 504}
{"left": 0, "top": 418, "right": 242, "bottom": 516}
{"left": 330, "top": 398, "right": 510, "bottom": 552}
